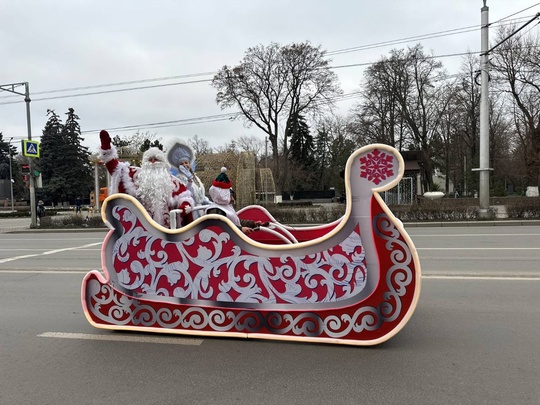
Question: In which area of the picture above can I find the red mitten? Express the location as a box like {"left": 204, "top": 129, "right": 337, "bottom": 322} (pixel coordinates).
{"left": 179, "top": 201, "right": 193, "bottom": 225}
{"left": 100, "top": 130, "right": 112, "bottom": 150}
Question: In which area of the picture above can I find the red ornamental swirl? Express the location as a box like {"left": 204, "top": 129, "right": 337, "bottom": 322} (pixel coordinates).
{"left": 111, "top": 206, "right": 367, "bottom": 304}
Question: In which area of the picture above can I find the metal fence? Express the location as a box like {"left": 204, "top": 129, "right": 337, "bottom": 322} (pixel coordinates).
{"left": 382, "top": 177, "right": 414, "bottom": 205}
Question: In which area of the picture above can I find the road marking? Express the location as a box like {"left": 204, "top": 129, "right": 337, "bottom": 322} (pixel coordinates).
{"left": 422, "top": 275, "right": 540, "bottom": 280}
{"left": 38, "top": 332, "right": 203, "bottom": 346}
{"left": 0, "top": 238, "right": 104, "bottom": 241}
{"left": 0, "top": 270, "right": 91, "bottom": 274}
{"left": 409, "top": 233, "right": 540, "bottom": 237}
{"left": 0, "top": 248, "right": 101, "bottom": 252}
{"left": 43, "top": 243, "right": 102, "bottom": 255}
{"left": 417, "top": 247, "right": 540, "bottom": 250}
{"left": 0, "top": 242, "right": 102, "bottom": 264}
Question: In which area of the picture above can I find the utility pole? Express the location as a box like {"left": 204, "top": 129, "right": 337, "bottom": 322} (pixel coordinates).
{"left": 476, "top": 0, "right": 492, "bottom": 218}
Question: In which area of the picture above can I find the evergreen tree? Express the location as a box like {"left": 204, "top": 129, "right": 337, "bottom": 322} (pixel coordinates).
{"left": 39, "top": 110, "right": 65, "bottom": 203}
{"left": 139, "top": 138, "right": 163, "bottom": 153}
{"left": 0, "top": 133, "right": 14, "bottom": 179}
{"left": 39, "top": 108, "right": 92, "bottom": 204}
{"left": 112, "top": 135, "right": 132, "bottom": 157}
{"left": 288, "top": 114, "right": 314, "bottom": 166}
{"left": 286, "top": 114, "right": 317, "bottom": 192}
{"left": 0, "top": 133, "right": 22, "bottom": 199}
{"left": 62, "top": 108, "right": 92, "bottom": 201}
{"left": 313, "top": 125, "right": 332, "bottom": 189}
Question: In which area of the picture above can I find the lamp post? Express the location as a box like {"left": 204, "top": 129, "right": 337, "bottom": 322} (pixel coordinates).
{"left": 8, "top": 137, "right": 14, "bottom": 212}
{"left": 474, "top": 2, "right": 539, "bottom": 215}
{"left": 477, "top": 0, "right": 491, "bottom": 218}
{"left": 265, "top": 137, "right": 268, "bottom": 205}
{"left": 0, "top": 82, "right": 35, "bottom": 226}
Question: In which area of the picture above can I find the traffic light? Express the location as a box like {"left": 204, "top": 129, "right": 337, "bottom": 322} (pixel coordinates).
{"left": 32, "top": 158, "right": 41, "bottom": 177}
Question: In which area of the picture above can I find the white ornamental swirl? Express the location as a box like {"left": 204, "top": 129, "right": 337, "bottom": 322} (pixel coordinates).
{"left": 111, "top": 206, "right": 368, "bottom": 304}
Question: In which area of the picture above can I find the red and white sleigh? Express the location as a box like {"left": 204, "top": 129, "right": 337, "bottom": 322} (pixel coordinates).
{"left": 81, "top": 143, "right": 421, "bottom": 346}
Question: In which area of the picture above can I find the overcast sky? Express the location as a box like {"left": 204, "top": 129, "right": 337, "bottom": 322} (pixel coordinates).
{"left": 2, "top": 0, "right": 539, "bottom": 154}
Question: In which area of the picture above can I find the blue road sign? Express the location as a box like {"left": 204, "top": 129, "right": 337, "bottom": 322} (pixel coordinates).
{"left": 22, "top": 140, "right": 40, "bottom": 158}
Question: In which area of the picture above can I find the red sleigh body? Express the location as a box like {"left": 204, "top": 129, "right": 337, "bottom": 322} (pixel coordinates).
{"left": 81, "top": 144, "right": 421, "bottom": 346}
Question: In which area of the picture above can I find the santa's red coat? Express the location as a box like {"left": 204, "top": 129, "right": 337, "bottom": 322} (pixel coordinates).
{"left": 99, "top": 145, "right": 194, "bottom": 228}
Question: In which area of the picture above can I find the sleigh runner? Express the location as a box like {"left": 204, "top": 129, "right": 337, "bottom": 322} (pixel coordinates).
{"left": 81, "top": 143, "right": 421, "bottom": 346}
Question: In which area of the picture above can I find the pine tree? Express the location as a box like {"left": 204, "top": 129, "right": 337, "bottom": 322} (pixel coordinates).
{"left": 0, "top": 133, "right": 22, "bottom": 199}
{"left": 39, "top": 108, "right": 92, "bottom": 204}
{"left": 39, "top": 110, "right": 65, "bottom": 203}
{"left": 288, "top": 114, "right": 314, "bottom": 165}
{"left": 62, "top": 108, "right": 92, "bottom": 202}
{"left": 139, "top": 138, "right": 163, "bottom": 153}
{"left": 286, "top": 114, "right": 317, "bottom": 192}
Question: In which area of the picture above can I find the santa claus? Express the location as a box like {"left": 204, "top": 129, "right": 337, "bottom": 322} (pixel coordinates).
{"left": 98, "top": 130, "right": 194, "bottom": 228}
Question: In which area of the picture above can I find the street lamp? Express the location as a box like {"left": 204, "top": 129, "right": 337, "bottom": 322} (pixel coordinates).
{"left": 8, "top": 137, "right": 14, "bottom": 212}
{"left": 265, "top": 137, "right": 268, "bottom": 205}
{"left": 0, "top": 82, "right": 35, "bottom": 226}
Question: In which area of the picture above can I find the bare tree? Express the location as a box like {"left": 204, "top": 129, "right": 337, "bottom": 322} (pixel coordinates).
{"left": 349, "top": 57, "right": 407, "bottom": 148}
{"left": 189, "top": 134, "right": 212, "bottom": 156}
{"left": 349, "top": 45, "right": 449, "bottom": 191}
{"left": 396, "top": 45, "right": 449, "bottom": 191}
{"left": 491, "top": 25, "right": 540, "bottom": 187}
{"left": 212, "top": 41, "right": 342, "bottom": 192}
{"left": 448, "top": 53, "right": 482, "bottom": 196}
{"left": 236, "top": 135, "right": 265, "bottom": 157}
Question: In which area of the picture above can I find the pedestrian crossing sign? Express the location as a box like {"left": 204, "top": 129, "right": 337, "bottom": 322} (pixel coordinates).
{"left": 22, "top": 140, "right": 40, "bottom": 158}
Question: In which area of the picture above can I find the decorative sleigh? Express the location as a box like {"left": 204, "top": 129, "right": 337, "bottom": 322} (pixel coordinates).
{"left": 81, "top": 143, "right": 421, "bottom": 346}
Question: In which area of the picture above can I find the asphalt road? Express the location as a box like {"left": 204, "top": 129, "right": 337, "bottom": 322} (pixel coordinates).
{"left": 0, "top": 226, "right": 539, "bottom": 405}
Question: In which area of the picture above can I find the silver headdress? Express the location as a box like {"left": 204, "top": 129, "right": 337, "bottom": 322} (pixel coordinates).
{"left": 165, "top": 139, "right": 195, "bottom": 169}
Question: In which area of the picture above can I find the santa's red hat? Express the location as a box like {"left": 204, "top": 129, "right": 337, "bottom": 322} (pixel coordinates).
{"left": 212, "top": 167, "right": 232, "bottom": 189}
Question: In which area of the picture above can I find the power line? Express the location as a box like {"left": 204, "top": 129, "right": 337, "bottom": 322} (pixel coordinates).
{"left": 0, "top": 78, "right": 213, "bottom": 105}
{"left": 3, "top": 3, "right": 540, "bottom": 137}
{"left": 492, "top": 2, "right": 540, "bottom": 25}
{"left": 325, "top": 15, "right": 534, "bottom": 56}
{"left": 81, "top": 92, "right": 364, "bottom": 135}
{"left": 81, "top": 113, "right": 237, "bottom": 134}
{"left": 2, "top": 13, "right": 539, "bottom": 105}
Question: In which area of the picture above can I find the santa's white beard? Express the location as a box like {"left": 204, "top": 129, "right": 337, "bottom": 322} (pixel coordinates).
{"left": 136, "top": 162, "right": 174, "bottom": 224}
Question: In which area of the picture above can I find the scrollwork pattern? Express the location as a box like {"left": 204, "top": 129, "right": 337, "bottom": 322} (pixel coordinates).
{"left": 86, "top": 211, "right": 415, "bottom": 339}
{"left": 108, "top": 205, "right": 368, "bottom": 305}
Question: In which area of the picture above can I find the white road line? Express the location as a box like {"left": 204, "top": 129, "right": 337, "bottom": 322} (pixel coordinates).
{"left": 38, "top": 332, "right": 203, "bottom": 345}
{"left": 417, "top": 247, "right": 540, "bottom": 250}
{"left": 423, "top": 275, "right": 540, "bottom": 280}
{"left": 0, "top": 270, "right": 91, "bottom": 274}
{"left": 1, "top": 238, "right": 104, "bottom": 241}
{"left": 0, "top": 242, "right": 102, "bottom": 264}
{"left": 409, "top": 233, "right": 540, "bottom": 237}
{"left": 0, "top": 248, "right": 101, "bottom": 252}
{"left": 43, "top": 243, "right": 103, "bottom": 255}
